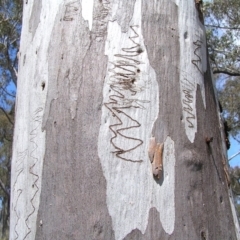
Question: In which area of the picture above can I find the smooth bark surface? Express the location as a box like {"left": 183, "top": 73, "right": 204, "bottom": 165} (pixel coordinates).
{"left": 10, "top": 0, "right": 239, "bottom": 239}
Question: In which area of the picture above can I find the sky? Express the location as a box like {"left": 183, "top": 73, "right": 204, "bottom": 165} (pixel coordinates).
{"left": 228, "top": 137, "right": 240, "bottom": 167}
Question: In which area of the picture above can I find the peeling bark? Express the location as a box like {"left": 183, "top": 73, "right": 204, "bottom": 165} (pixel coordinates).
{"left": 10, "top": 0, "right": 239, "bottom": 239}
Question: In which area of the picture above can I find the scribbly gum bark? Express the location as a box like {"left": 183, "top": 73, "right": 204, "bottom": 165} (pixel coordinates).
{"left": 10, "top": 0, "right": 239, "bottom": 240}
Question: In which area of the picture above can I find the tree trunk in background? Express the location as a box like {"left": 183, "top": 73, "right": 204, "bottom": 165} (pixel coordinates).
{"left": 10, "top": 0, "right": 240, "bottom": 239}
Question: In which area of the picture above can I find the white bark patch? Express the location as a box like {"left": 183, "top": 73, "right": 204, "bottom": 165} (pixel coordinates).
{"left": 98, "top": 0, "right": 175, "bottom": 239}
{"left": 175, "top": 0, "right": 207, "bottom": 143}
{"left": 155, "top": 136, "right": 175, "bottom": 234}
{"left": 10, "top": 1, "right": 63, "bottom": 239}
{"left": 81, "top": 0, "right": 94, "bottom": 30}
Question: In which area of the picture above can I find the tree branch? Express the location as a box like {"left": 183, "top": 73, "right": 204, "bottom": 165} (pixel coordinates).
{"left": 13, "top": 66, "right": 18, "bottom": 79}
{"left": 0, "top": 107, "right": 14, "bottom": 125}
{"left": 232, "top": 188, "right": 240, "bottom": 196}
{"left": 213, "top": 69, "right": 240, "bottom": 76}
{"left": 3, "top": 134, "right": 12, "bottom": 142}
{"left": 0, "top": 86, "right": 16, "bottom": 98}
{"left": 205, "top": 24, "right": 240, "bottom": 30}
{"left": 5, "top": 42, "right": 17, "bottom": 87}
{"left": 0, "top": 178, "right": 9, "bottom": 198}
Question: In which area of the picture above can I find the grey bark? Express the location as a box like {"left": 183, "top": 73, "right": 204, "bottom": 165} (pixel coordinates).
{"left": 10, "top": 0, "right": 239, "bottom": 239}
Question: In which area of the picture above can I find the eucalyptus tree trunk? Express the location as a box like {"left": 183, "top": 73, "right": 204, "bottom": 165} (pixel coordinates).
{"left": 10, "top": 0, "right": 240, "bottom": 239}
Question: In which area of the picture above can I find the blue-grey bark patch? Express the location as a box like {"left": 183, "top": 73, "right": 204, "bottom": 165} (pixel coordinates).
{"left": 112, "top": 0, "right": 136, "bottom": 33}
{"left": 42, "top": 1, "right": 90, "bottom": 129}
{"left": 29, "top": 0, "right": 42, "bottom": 39}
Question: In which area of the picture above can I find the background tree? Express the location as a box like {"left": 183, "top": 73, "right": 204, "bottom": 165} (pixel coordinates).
{"left": 230, "top": 166, "right": 240, "bottom": 222}
{"left": 203, "top": 0, "right": 240, "bottom": 224}
{"left": 9, "top": 0, "right": 240, "bottom": 239}
{"left": 218, "top": 79, "right": 240, "bottom": 141}
{"left": 204, "top": 0, "right": 240, "bottom": 76}
{"left": 0, "top": 0, "right": 22, "bottom": 238}
{"left": 203, "top": 0, "right": 240, "bottom": 138}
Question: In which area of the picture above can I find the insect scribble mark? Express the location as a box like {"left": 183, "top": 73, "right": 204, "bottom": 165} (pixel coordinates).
{"left": 13, "top": 149, "right": 27, "bottom": 240}
{"left": 182, "top": 78, "right": 195, "bottom": 128}
{"left": 14, "top": 189, "right": 22, "bottom": 240}
{"left": 108, "top": 26, "right": 144, "bottom": 95}
{"left": 93, "top": 0, "right": 110, "bottom": 38}
{"left": 63, "top": 1, "right": 79, "bottom": 21}
{"left": 104, "top": 90, "right": 143, "bottom": 163}
{"left": 23, "top": 107, "right": 43, "bottom": 240}
{"left": 14, "top": 150, "right": 27, "bottom": 189}
{"left": 192, "top": 39, "right": 204, "bottom": 75}
{"left": 104, "top": 26, "right": 148, "bottom": 162}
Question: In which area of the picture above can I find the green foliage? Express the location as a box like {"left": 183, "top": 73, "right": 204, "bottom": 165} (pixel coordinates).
{"left": 218, "top": 78, "right": 240, "bottom": 141}
{"left": 204, "top": 0, "right": 240, "bottom": 224}
{"left": 0, "top": 0, "right": 22, "bottom": 88}
{"left": 0, "top": 0, "right": 22, "bottom": 237}
{"left": 230, "top": 167, "right": 240, "bottom": 194}
{"left": 230, "top": 167, "right": 240, "bottom": 221}
{"left": 204, "top": 0, "right": 240, "bottom": 141}
{"left": 204, "top": 0, "right": 240, "bottom": 76}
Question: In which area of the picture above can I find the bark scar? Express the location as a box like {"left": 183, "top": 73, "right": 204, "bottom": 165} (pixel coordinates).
{"left": 148, "top": 137, "right": 164, "bottom": 180}
{"left": 195, "top": 0, "right": 204, "bottom": 23}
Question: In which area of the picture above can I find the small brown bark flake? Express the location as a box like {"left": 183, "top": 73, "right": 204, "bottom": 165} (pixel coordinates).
{"left": 148, "top": 138, "right": 164, "bottom": 180}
